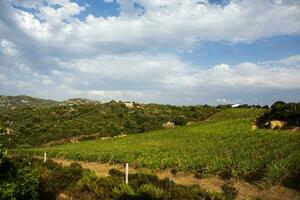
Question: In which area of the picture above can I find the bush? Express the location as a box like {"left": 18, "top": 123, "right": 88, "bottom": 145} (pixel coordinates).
{"left": 129, "top": 173, "right": 160, "bottom": 187}
{"left": 0, "top": 167, "right": 39, "bottom": 200}
{"left": 257, "top": 101, "right": 300, "bottom": 128}
{"left": 139, "top": 183, "right": 164, "bottom": 199}
{"left": 109, "top": 168, "right": 125, "bottom": 177}
{"left": 0, "top": 144, "right": 39, "bottom": 200}
{"left": 174, "top": 116, "right": 187, "bottom": 126}
{"left": 221, "top": 183, "right": 238, "bottom": 200}
{"left": 41, "top": 162, "right": 83, "bottom": 191}
{"left": 112, "top": 183, "right": 136, "bottom": 199}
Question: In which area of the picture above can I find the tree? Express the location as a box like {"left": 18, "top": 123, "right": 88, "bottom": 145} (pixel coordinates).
{"left": 271, "top": 101, "right": 286, "bottom": 111}
{"left": 174, "top": 116, "right": 187, "bottom": 126}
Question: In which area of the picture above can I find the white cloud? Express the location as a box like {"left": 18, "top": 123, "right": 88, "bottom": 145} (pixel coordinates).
{"left": 38, "top": 1, "right": 85, "bottom": 24}
{"left": 1, "top": 51, "right": 300, "bottom": 104}
{"left": 0, "top": 0, "right": 300, "bottom": 104}
{"left": 2, "top": 0, "right": 300, "bottom": 53}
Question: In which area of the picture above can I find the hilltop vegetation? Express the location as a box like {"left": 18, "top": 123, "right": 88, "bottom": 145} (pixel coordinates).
{"left": 0, "top": 96, "right": 217, "bottom": 147}
{"left": 17, "top": 108, "right": 300, "bottom": 185}
{"left": 257, "top": 101, "right": 300, "bottom": 129}
{"left": 0, "top": 95, "right": 58, "bottom": 109}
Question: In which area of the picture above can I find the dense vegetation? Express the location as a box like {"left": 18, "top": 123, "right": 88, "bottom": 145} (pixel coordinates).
{"left": 0, "top": 99, "right": 217, "bottom": 147}
{"left": 257, "top": 101, "right": 300, "bottom": 128}
{"left": 0, "top": 144, "right": 39, "bottom": 200}
{"left": 1, "top": 145, "right": 231, "bottom": 200}
{"left": 16, "top": 108, "right": 300, "bottom": 185}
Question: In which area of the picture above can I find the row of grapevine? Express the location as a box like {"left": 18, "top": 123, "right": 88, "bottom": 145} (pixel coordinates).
{"left": 14, "top": 108, "right": 299, "bottom": 184}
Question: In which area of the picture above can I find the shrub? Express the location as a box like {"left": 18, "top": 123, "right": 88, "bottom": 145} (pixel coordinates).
{"left": 0, "top": 144, "right": 39, "bottom": 200}
{"left": 0, "top": 167, "right": 39, "bottom": 200}
{"left": 112, "top": 183, "right": 136, "bottom": 199}
{"left": 129, "top": 173, "right": 160, "bottom": 187}
{"left": 221, "top": 183, "right": 238, "bottom": 200}
{"left": 109, "top": 168, "right": 125, "bottom": 177}
{"left": 174, "top": 115, "right": 187, "bottom": 126}
{"left": 139, "top": 183, "right": 165, "bottom": 199}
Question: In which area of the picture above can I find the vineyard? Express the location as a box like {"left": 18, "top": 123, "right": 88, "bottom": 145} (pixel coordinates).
{"left": 16, "top": 108, "right": 300, "bottom": 184}
{"left": 207, "top": 108, "right": 266, "bottom": 121}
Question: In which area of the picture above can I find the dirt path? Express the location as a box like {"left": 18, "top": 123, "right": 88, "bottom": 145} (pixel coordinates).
{"left": 49, "top": 158, "right": 300, "bottom": 200}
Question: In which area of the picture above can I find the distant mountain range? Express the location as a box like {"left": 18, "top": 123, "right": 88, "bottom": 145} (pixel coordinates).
{"left": 0, "top": 95, "right": 58, "bottom": 108}
{"left": 0, "top": 95, "right": 102, "bottom": 109}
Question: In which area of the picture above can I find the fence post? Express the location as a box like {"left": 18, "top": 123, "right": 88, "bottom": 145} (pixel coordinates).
{"left": 169, "top": 176, "right": 172, "bottom": 199}
{"left": 44, "top": 152, "right": 47, "bottom": 163}
{"left": 125, "top": 163, "right": 129, "bottom": 184}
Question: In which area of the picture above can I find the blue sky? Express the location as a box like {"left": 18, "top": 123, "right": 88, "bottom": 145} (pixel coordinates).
{"left": 181, "top": 35, "right": 300, "bottom": 67}
{"left": 74, "top": 0, "right": 120, "bottom": 18}
{"left": 0, "top": 0, "right": 300, "bottom": 105}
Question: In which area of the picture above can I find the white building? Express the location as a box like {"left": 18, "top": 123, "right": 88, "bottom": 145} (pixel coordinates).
{"left": 231, "top": 104, "right": 240, "bottom": 108}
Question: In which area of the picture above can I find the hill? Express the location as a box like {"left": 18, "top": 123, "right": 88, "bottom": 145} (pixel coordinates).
{"left": 0, "top": 95, "right": 58, "bottom": 109}
{"left": 207, "top": 108, "right": 266, "bottom": 121}
{"left": 16, "top": 108, "right": 300, "bottom": 185}
{"left": 0, "top": 96, "right": 218, "bottom": 147}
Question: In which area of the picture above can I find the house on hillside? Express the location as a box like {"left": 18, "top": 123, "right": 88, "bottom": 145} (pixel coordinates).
{"left": 124, "top": 102, "right": 134, "bottom": 108}
{"left": 231, "top": 104, "right": 240, "bottom": 108}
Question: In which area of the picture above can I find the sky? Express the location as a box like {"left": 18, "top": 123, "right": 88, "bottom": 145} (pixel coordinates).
{"left": 0, "top": 0, "right": 300, "bottom": 105}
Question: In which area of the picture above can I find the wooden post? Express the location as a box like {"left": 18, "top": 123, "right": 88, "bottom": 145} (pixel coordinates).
{"left": 169, "top": 176, "right": 172, "bottom": 200}
{"left": 44, "top": 152, "right": 47, "bottom": 163}
{"left": 125, "top": 163, "right": 129, "bottom": 184}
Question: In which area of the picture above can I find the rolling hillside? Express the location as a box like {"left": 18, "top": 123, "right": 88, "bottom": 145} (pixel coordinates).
{"left": 16, "top": 108, "right": 300, "bottom": 184}
{"left": 207, "top": 108, "right": 266, "bottom": 121}
{"left": 0, "top": 96, "right": 218, "bottom": 147}
{"left": 0, "top": 95, "right": 58, "bottom": 109}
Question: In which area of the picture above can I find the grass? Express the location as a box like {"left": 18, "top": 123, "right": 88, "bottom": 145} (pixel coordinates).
{"left": 14, "top": 108, "right": 300, "bottom": 183}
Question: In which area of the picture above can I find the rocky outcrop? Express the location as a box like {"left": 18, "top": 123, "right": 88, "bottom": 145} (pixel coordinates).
{"left": 162, "top": 121, "right": 175, "bottom": 128}
{"left": 269, "top": 120, "right": 286, "bottom": 129}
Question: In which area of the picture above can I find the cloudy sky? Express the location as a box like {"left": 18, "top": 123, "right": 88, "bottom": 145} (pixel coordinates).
{"left": 0, "top": 0, "right": 300, "bottom": 105}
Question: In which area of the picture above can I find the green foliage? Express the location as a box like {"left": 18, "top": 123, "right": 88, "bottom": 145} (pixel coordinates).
{"left": 1, "top": 156, "right": 229, "bottom": 200}
{"left": 109, "top": 168, "right": 125, "bottom": 177}
{"left": 38, "top": 161, "right": 84, "bottom": 192}
{"left": 0, "top": 101, "right": 218, "bottom": 147}
{"left": 0, "top": 182, "right": 17, "bottom": 200}
{"left": 173, "top": 115, "right": 187, "bottom": 126}
{"left": 15, "top": 108, "right": 300, "bottom": 184}
{"left": 264, "top": 151, "right": 300, "bottom": 184}
{"left": 139, "top": 183, "right": 164, "bottom": 199}
{"left": 0, "top": 95, "right": 58, "bottom": 110}
{"left": 72, "top": 173, "right": 122, "bottom": 200}
{"left": 112, "top": 183, "right": 136, "bottom": 199}
{"left": 208, "top": 108, "right": 266, "bottom": 121}
{"left": 221, "top": 183, "right": 238, "bottom": 200}
{"left": 257, "top": 101, "right": 300, "bottom": 128}
{"left": 0, "top": 145, "right": 39, "bottom": 200}
{"left": 13, "top": 168, "right": 39, "bottom": 200}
